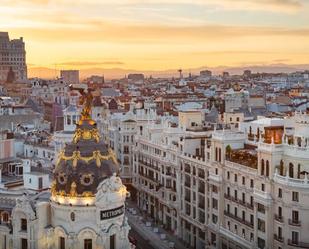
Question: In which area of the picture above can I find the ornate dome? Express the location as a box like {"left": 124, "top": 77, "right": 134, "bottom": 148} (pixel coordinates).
{"left": 51, "top": 85, "right": 119, "bottom": 200}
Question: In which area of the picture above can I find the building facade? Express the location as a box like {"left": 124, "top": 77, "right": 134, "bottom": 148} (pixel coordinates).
{"left": 60, "top": 70, "right": 79, "bottom": 84}
{"left": 132, "top": 111, "right": 309, "bottom": 249}
{"left": 0, "top": 32, "right": 27, "bottom": 82}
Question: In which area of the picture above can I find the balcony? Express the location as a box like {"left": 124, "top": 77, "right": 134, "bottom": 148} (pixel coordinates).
{"left": 224, "top": 211, "right": 254, "bottom": 229}
{"left": 274, "top": 215, "right": 284, "bottom": 223}
{"left": 289, "top": 219, "right": 301, "bottom": 227}
{"left": 288, "top": 239, "right": 309, "bottom": 248}
{"left": 273, "top": 172, "right": 309, "bottom": 189}
{"left": 224, "top": 194, "right": 254, "bottom": 210}
{"left": 274, "top": 234, "right": 284, "bottom": 243}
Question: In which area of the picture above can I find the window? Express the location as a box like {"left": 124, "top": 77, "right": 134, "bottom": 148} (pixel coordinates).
{"left": 67, "top": 115, "right": 71, "bottom": 125}
{"left": 21, "top": 218, "right": 27, "bottom": 231}
{"left": 242, "top": 193, "right": 245, "bottom": 203}
{"left": 227, "top": 171, "right": 230, "bottom": 179}
{"left": 278, "top": 188, "right": 282, "bottom": 198}
{"left": 278, "top": 227, "right": 282, "bottom": 238}
{"left": 212, "top": 198, "right": 218, "bottom": 210}
{"left": 289, "top": 163, "right": 294, "bottom": 178}
{"left": 257, "top": 237, "right": 265, "bottom": 249}
{"left": 212, "top": 214, "right": 218, "bottom": 224}
{"left": 250, "top": 214, "right": 254, "bottom": 225}
{"left": 84, "top": 239, "right": 92, "bottom": 249}
{"left": 234, "top": 190, "right": 238, "bottom": 200}
{"left": 292, "top": 192, "right": 299, "bottom": 202}
{"left": 250, "top": 233, "right": 254, "bottom": 241}
{"left": 38, "top": 177, "right": 43, "bottom": 189}
{"left": 261, "top": 159, "right": 265, "bottom": 175}
{"left": 261, "top": 183, "right": 265, "bottom": 192}
{"left": 242, "top": 176, "right": 245, "bottom": 185}
{"left": 215, "top": 148, "right": 218, "bottom": 161}
{"left": 292, "top": 231, "right": 299, "bottom": 244}
{"left": 21, "top": 238, "right": 27, "bottom": 249}
{"left": 212, "top": 185, "right": 218, "bottom": 193}
{"left": 110, "top": 234, "right": 115, "bottom": 249}
{"left": 257, "top": 203, "right": 265, "bottom": 214}
{"left": 2, "top": 212, "right": 9, "bottom": 223}
{"left": 266, "top": 160, "right": 270, "bottom": 177}
{"left": 234, "top": 174, "right": 237, "bottom": 182}
{"left": 278, "top": 206, "right": 282, "bottom": 218}
{"left": 59, "top": 237, "right": 65, "bottom": 249}
{"left": 258, "top": 219, "right": 265, "bottom": 232}
{"left": 250, "top": 179, "right": 254, "bottom": 188}
{"left": 242, "top": 211, "right": 245, "bottom": 221}
{"left": 292, "top": 210, "right": 299, "bottom": 223}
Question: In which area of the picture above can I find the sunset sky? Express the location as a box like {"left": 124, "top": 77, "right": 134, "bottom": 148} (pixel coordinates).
{"left": 1, "top": 0, "right": 309, "bottom": 76}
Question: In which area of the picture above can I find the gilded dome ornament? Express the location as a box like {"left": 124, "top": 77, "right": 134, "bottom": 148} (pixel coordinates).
{"left": 52, "top": 85, "right": 119, "bottom": 201}
{"left": 70, "top": 181, "right": 77, "bottom": 197}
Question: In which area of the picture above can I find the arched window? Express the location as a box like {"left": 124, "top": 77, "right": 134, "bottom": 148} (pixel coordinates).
{"left": 289, "top": 163, "right": 294, "bottom": 178}
{"left": 261, "top": 159, "right": 265, "bottom": 175}
{"left": 1, "top": 212, "right": 9, "bottom": 223}
{"left": 266, "top": 160, "right": 270, "bottom": 177}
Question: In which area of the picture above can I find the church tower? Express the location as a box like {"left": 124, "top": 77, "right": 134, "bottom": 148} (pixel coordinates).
{"left": 48, "top": 85, "right": 132, "bottom": 249}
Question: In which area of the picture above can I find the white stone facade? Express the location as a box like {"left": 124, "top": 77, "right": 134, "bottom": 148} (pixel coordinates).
{"left": 132, "top": 111, "right": 309, "bottom": 249}
{"left": 0, "top": 175, "right": 131, "bottom": 249}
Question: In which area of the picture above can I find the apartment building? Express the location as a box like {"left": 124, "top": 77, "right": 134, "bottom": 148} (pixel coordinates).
{"left": 103, "top": 102, "right": 157, "bottom": 188}
{"left": 132, "top": 110, "right": 309, "bottom": 249}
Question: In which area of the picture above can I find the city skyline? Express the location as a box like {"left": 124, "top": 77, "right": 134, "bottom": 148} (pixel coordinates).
{"left": 1, "top": 0, "right": 309, "bottom": 78}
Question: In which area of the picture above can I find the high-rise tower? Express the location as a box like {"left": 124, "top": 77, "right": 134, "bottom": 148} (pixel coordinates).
{"left": 0, "top": 32, "right": 27, "bottom": 82}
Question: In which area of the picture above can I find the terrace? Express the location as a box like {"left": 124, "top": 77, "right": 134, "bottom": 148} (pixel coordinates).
{"left": 226, "top": 148, "right": 258, "bottom": 169}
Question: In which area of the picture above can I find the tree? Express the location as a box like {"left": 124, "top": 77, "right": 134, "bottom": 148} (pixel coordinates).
{"left": 226, "top": 145, "right": 232, "bottom": 160}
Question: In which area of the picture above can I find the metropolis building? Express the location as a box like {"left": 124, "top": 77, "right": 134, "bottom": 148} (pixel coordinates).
{"left": 0, "top": 87, "right": 132, "bottom": 249}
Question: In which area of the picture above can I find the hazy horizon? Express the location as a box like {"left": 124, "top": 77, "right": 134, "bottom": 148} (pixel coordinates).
{"left": 27, "top": 63, "right": 309, "bottom": 80}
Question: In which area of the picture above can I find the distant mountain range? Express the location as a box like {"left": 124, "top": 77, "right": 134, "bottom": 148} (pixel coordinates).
{"left": 28, "top": 63, "right": 309, "bottom": 80}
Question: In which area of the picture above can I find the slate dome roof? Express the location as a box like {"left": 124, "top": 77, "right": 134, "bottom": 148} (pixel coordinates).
{"left": 51, "top": 86, "right": 119, "bottom": 198}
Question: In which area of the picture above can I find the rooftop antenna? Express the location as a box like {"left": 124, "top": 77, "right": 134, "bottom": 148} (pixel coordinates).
{"left": 178, "top": 69, "right": 183, "bottom": 79}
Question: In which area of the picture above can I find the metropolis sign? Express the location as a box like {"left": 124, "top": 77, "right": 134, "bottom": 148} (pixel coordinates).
{"left": 100, "top": 205, "right": 125, "bottom": 220}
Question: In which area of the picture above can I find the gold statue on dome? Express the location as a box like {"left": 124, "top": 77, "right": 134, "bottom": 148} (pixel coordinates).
{"left": 69, "top": 84, "right": 95, "bottom": 122}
